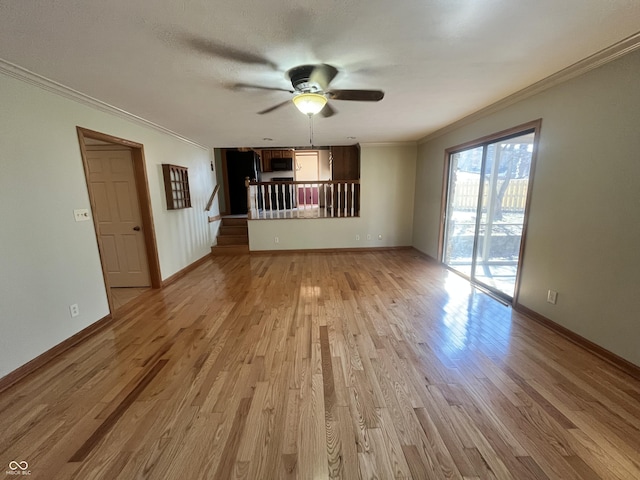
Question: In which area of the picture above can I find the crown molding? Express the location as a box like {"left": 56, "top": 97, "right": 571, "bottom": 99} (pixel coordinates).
{"left": 360, "top": 141, "right": 418, "bottom": 148}
{"left": 0, "top": 58, "right": 209, "bottom": 150}
{"left": 418, "top": 31, "right": 640, "bottom": 144}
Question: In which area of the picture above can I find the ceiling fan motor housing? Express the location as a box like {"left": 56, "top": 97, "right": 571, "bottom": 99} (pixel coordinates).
{"left": 287, "top": 64, "right": 337, "bottom": 93}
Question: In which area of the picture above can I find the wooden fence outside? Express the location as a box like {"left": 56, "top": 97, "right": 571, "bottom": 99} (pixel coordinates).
{"left": 452, "top": 178, "right": 528, "bottom": 212}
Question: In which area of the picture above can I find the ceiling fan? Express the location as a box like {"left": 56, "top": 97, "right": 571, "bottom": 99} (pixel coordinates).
{"left": 235, "top": 64, "right": 384, "bottom": 117}
{"left": 174, "top": 35, "right": 383, "bottom": 117}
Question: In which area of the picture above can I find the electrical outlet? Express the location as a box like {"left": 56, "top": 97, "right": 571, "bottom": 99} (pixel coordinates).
{"left": 355, "top": 234, "right": 360, "bottom": 241}
{"left": 378, "top": 234, "right": 383, "bottom": 240}
{"left": 274, "top": 236, "right": 279, "bottom": 244}
{"left": 547, "top": 290, "right": 558, "bottom": 305}
{"left": 69, "top": 304, "right": 80, "bottom": 317}
{"left": 366, "top": 234, "right": 371, "bottom": 240}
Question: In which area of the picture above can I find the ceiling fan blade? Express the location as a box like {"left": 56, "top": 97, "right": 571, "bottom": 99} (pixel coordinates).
{"left": 181, "top": 34, "right": 276, "bottom": 69}
{"left": 258, "top": 99, "right": 291, "bottom": 115}
{"left": 309, "top": 64, "right": 338, "bottom": 91}
{"left": 320, "top": 103, "right": 336, "bottom": 118}
{"left": 328, "top": 89, "right": 385, "bottom": 101}
{"left": 232, "top": 83, "right": 294, "bottom": 93}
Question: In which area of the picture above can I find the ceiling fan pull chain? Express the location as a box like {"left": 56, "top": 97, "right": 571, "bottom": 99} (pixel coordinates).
{"left": 308, "top": 113, "right": 314, "bottom": 146}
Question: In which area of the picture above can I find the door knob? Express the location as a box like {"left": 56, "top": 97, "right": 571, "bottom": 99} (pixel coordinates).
{"left": 133, "top": 226, "right": 141, "bottom": 231}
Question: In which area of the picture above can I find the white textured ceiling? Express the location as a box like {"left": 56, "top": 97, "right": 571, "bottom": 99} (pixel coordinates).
{"left": 1, "top": 1, "right": 639, "bottom": 148}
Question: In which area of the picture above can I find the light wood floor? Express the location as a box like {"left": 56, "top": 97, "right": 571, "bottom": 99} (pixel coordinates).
{"left": 1, "top": 250, "right": 639, "bottom": 479}
{"left": 111, "top": 287, "right": 150, "bottom": 311}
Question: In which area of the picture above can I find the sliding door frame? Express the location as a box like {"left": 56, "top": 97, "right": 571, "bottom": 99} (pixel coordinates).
{"left": 438, "top": 119, "right": 542, "bottom": 305}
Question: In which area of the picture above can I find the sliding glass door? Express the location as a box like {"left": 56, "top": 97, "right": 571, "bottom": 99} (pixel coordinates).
{"left": 442, "top": 125, "right": 538, "bottom": 301}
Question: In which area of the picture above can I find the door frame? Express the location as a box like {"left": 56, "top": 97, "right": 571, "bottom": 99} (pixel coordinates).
{"left": 76, "top": 127, "right": 162, "bottom": 314}
{"left": 438, "top": 119, "right": 542, "bottom": 305}
{"left": 220, "top": 149, "right": 231, "bottom": 216}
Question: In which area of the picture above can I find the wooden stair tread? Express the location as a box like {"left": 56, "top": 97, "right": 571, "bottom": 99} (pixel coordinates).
{"left": 220, "top": 217, "right": 248, "bottom": 227}
{"left": 216, "top": 235, "right": 248, "bottom": 245}
{"left": 220, "top": 225, "right": 248, "bottom": 235}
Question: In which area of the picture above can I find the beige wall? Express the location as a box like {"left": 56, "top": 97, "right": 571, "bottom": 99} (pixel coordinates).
{"left": 248, "top": 144, "right": 416, "bottom": 250}
{"left": 3, "top": 47, "right": 637, "bottom": 382}
{"left": 0, "top": 71, "right": 218, "bottom": 378}
{"left": 413, "top": 49, "right": 640, "bottom": 366}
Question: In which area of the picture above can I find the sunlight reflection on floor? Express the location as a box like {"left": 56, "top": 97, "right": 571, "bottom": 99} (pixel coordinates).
{"left": 439, "top": 271, "right": 513, "bottom": 359}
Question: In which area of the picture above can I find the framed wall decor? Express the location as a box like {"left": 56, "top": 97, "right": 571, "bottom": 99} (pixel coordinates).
{"left": 162, "top": 164, "right": 192, "bottom": 209}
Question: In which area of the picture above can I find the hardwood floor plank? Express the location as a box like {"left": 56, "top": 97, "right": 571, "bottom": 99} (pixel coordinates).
{"left": 459, "top": 378, "right": 582, "bottom": 479}
{"left": 330, "top": 405, "right": 359, "bottom": 479}
{"left": 212, "top": 395, "right": 253, "bottom": 480}
{"left": 332, "top": 353, "right": 351, "bottom": 409}
{"left": 366, "top": 427, "right": 400, "bottom": 479}
{"left": 566, "top": 414, "right": 640, "bottom": 478}
{"left": 413, "top": 407, "right": 463, "bottom": 479}
{"left": 379, "top": 411, "right": 414, "bottom": 478}
{"left": 448, "top": 404, "right": 515, "bottom": 479}
{"left": 299, "top": 373, "right": 329, "bottom": 480}
{"left": 401, "top": 444, "right": 430, "bottom": 480}
{"left": 424, "top": 385, "right": 479, "bottom": 477}
{"left": 516, "top": 455, "right": 551, "bottom": 480}
{"left": 69, "top": 359, "right": 168, "bottom": 462}
{"left": 319, "top": 325, "right": 337, "bottom": 419}
{"left": 124, "top": 404, "right": 200, "bottom": 479}
{"left": 564, "top": 429, "right": 634, "bottom": 480}
{"left": 1, "top": 251, "right": 639, "bottom": 479}
{"left": 464, "top": 446, "right": 500, "bottom": 480}
{"left": 563, "top": 454, "right": 606, "bottom": 480}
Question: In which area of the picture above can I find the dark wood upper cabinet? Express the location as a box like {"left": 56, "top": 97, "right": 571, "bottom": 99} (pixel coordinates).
{"left": 260, "top": 150, "right": 272, "bottom": 172}
{"left": 331, "top": 145, "right": 360, "bottom": 180}
{"left": 259, "top": 146, "right": 359, "bottom": 177}
{"left": 260, "top": 149, "right": 294, "bottom": 172}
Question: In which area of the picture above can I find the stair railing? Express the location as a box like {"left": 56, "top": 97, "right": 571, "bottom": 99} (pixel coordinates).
{"left": 246, "top": 179, "right": 360, "bottom": 219}
{"left": 206, "top": 184, "right": 221, "bottom": 223}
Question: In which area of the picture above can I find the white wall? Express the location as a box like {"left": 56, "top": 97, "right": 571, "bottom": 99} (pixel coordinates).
{"left": 0, "top": 71, "right": 217, "bottom": 378}
{"left": 413, "top": 49, "right": 640, "bottom": 366}
{"left": 248, "top": 144, "right": 416, "bottom": 250}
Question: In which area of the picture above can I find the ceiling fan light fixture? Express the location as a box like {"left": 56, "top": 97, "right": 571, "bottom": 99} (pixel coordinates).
{"left": 292, "top": 93, "right": 327, "bottom": 116}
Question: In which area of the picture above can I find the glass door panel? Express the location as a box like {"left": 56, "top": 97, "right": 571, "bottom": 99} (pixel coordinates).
{"left": 443, "top": 146, "right": 484, "bottom": 278}
{"left": 473, "top": 133, "right": 534, "bottom": 298}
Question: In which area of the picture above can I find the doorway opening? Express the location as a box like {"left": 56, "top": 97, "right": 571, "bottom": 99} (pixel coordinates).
{"left": 76, "top": 127, "right": 162, "bottom": 314}
{"left": 221, "top": 149, "right": 259, "bottom": 216}
{"left": 440, "top": 120, "right": 541, "bottom": 303}
{"left": 295, "top": 151, "right": 320, "bottom": 206}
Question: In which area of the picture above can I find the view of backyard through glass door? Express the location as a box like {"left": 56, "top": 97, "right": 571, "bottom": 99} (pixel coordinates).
{"left": 443, "top": 129, "right": 536, "bottom": 300}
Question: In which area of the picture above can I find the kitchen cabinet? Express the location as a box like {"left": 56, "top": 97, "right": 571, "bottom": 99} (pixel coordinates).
{"left": 331, "top": 145, "right": 360, "bottom": 214}
{"left": 260, "top": 149, "right": 293, "bottom": 172}
{"left": 331, "top": 145, "right": 360, "bottom": 180}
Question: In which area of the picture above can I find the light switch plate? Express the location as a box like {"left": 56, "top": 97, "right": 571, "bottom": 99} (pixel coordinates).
{"left": 74, "top": 209, "right": 90, "bottom": 222}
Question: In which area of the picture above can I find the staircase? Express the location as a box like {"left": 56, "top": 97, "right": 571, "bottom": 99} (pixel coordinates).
{"left": 211, "top": 216, "right": 249, "bottom": 255}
